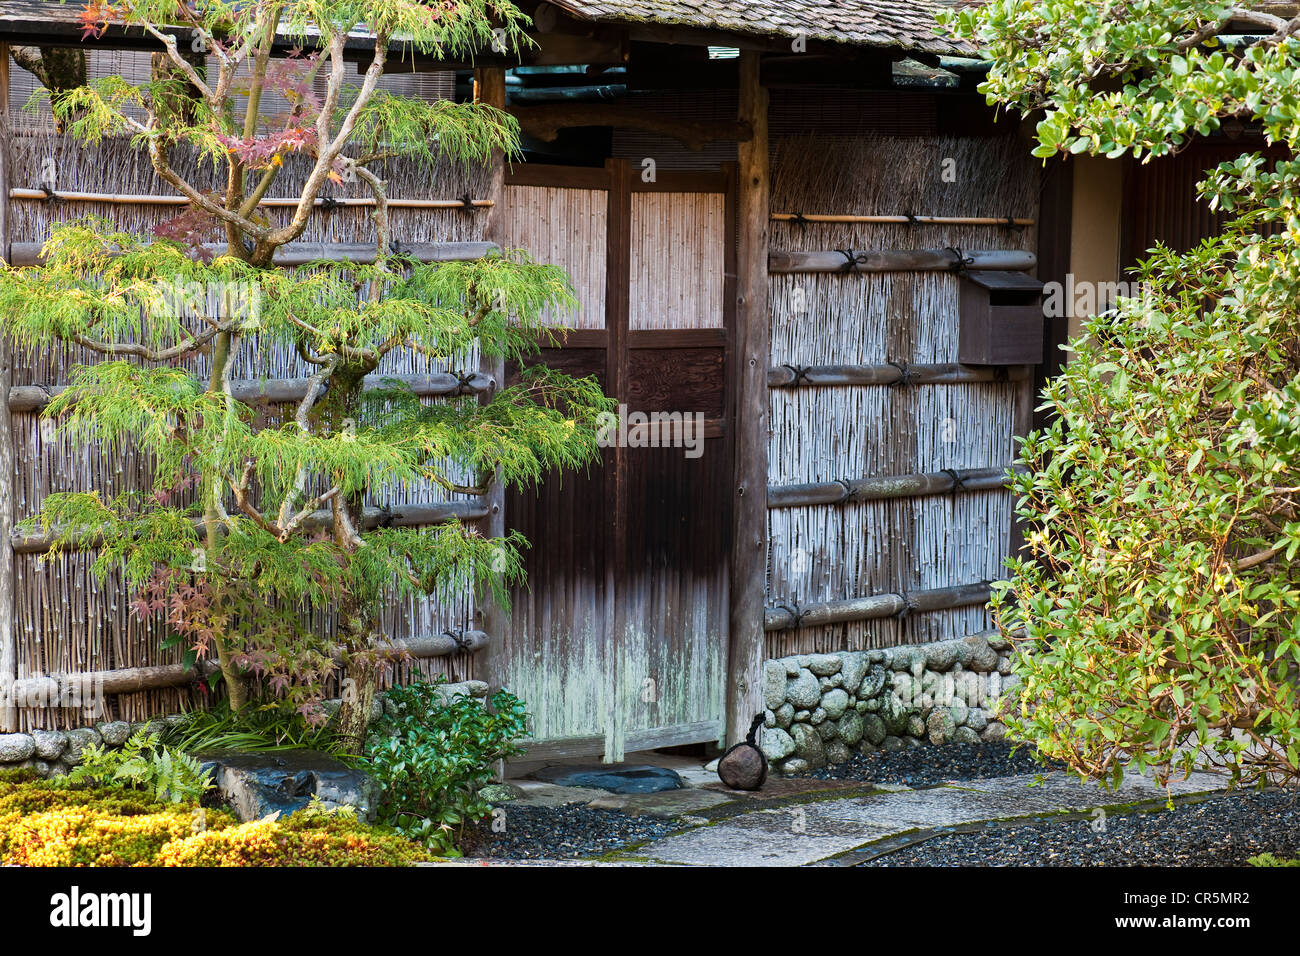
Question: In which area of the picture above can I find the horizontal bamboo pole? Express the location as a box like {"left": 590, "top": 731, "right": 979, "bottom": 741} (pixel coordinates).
{"left": 772, "top": 213, "right": 1034, "bottom": 227}
{"left": 10, "top": 187, "right": 493, "bottom": 210}
{"left": 764, "top": 582, "right": 992, "bottom": 632}
{"left": 7, "top": 240, "right": 497, "bottom": 267}
{"left": 10, "top": 371, "right": 495, "bottom": 413}
{"left": 768, "top": 249, "right": 1036, "bottom": 274}
{"left": 7, "top": 630, "right": 489, "bottom": 700}
{"left": 12, "top": 500, "right": 488, "bottom": 555}
{"left": 767, "top": 362, "right": 1032, "bottom": 388}
{"left": 767, "top": 465, "right": 1025, "bottom": 509}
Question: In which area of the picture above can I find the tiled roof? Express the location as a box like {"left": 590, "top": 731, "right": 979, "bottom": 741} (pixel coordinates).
{"left": 546, "top": 0, "right": 973, "bottom": 55}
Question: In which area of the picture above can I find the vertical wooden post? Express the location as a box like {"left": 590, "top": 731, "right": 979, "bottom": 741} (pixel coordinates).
{"left": 602, "top": 158, "right": 631, "bottom": 763}
{"left": 725, "top": 52, "right": 769, "bottom": 747}
{"left": 474, "top": 66, "right": 508, "bottom": 709}
{"left": 0, "top": 44, "right": 15, "bottom": 731}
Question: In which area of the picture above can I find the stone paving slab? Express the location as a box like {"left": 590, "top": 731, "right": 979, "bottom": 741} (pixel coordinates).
{"left": 641, "top": 809, "right": 898, "bottom": 866}
{"left": 509, "top": 781, "right": 605, "bottom": 808}
{"left": 585, "top": 789, "right": 737, "bottom": 817}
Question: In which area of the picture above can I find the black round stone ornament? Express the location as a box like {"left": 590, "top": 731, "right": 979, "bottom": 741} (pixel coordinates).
{"left": 717, "top": 713, "right": 768, "bottom": 791}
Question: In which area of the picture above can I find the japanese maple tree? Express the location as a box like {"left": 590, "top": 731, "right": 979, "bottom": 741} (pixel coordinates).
{"left": 0, "top": 0, "right": 611, "bottom": 744}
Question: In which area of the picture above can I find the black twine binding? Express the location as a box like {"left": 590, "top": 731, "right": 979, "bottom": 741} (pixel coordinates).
{"left": 774, "top": 600, "right": 806, "bottom": 628}
{"left": 790, "top": 212, "right": 810, "bottom": 229}
{"left": 453, "top": 369, "right": 478, "bottom": 394}
{"left": 837, "top": 248, "right": 869, "bottom": 272}
{"left": 458, "top": 193, "right": 475, "bottom": 212}
{"left": 376, "top": 504, "right": 398, "bottom": 528}
{"left": 444, "top": 628, "right": 473, "bottom": 652}
{"left": 895, "top": 591, "right": 919, "bottom": 620}
{"left": 782, "top": 363, "right": 813, "bottom": 387}
{"left": 318, "top": 196, "right": 342, "bottom": 212}
{"left": 941, "top": 467, "right": 967, "bottom": 494}
{"left": 40, "top": 184, "right": 65, "bottom": 204}
{"left": 835, "top": 478, "right": 855, "bottom": 503}
{"left": 1000, "top": 214, "right": 1024, "bottom": 233}
{"left": 887, "top": 360, "right": 917, "bottom": 387}
{"left": 904, "top": 211, "right": 919, "bottom": 226}
{"left": 944, "top": 246, "right": 974, "bottom": 273}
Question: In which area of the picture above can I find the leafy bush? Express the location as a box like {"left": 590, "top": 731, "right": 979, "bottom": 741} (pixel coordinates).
{"left": 164, "top": 702, "right": 343, "bottom": 754}
{"left": 364, "top": 680, "right": 529, "bottom": 853}
{"left": 0, "top": 772, "right": 431, "bottom": 866}
{"left": 68, "top": 729, "right": 212, "bottom": 803}
{"left": 948, "top": 0, "right": 1300, "bottom": 788}
{"left": 1249, "top": 853, "right": 1300, "bottom": 867}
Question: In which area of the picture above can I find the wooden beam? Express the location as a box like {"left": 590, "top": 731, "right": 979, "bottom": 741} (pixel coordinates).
{"left": 12, "top": 500, "right": 487, "bottom": 555}
{"left": 767, "top": 362, "right": 1033, "bottom": 388}
{"left": 7, "top": 240, "right": 496, "bottom": 267}
{"left": 768, "top": 249, "right": 1037, "bottom": 274}
{"left": 0, "top": 42, "right": 14, "bottom": 732}
{"left": 9, "top": 188, "right": 492, "bottom": 209}
{"left": 9, "top": 371, "right": 495, "bottom": 413}
{"left": 475, "top": 64, "right": 510, "bottom": 704}
{"left": 764, "top": 582, "right": 992, "bottom": 632}
{"left": 768, "top": 465, "right": 1023, "bottom": 509}
{"left": 8, "top": 630, "right": 488, "bottom": 701}
{"left": 510, "top": 103, "right": 752, "bottom": 149}
{"left": 726, "top": 51, "right": 769, "bottom": 748}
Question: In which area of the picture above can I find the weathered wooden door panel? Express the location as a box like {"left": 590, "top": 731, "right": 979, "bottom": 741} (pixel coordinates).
{"left": 500, "top": 165, "right": 733, "bottom": 760}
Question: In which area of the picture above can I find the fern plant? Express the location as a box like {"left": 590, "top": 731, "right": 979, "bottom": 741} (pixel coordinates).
{"left": 67, "top": 730, "right": 213, "bottom": 804}
{"left": 0, "top": 1, "right": 614, "bottom": 744}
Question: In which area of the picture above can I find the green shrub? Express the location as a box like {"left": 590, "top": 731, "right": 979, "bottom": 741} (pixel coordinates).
{"left": 364, "top": 679, "right": 529, "bottom": 854}
{"left": 1249, "top": 853, "right": 1300, "bottom": 868}
{"left": 69, "top": 729, "right": 212, "bottom": 803}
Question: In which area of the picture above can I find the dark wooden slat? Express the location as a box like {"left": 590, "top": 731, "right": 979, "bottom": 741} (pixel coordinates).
{"left": 768, "top": 249, "right": 1037, "bottom": 274}
{"left": 9, "top": 371, "right": 495, "bottom": 413}
{"left": 767, "top": 362, "right": 1033, "bottom": 388}
{"left": 764, "top": 582, "right": 992, "bottom": 632}
{"left": 627, "top": 328, "right": 727, "bottom": 349}
{"left": 767, "top": 465, "right": 1023, "bottom": 508}
{"left": 505, "top": 164, "right": 612, "bottom": 190}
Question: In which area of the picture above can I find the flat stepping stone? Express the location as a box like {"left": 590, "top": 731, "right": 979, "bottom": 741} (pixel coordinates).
{"left": 643, "top": 809, "right": 897, "bottom": 867}
{"left": 509, "top": 781, "right": 608, "bottom": 808}
{"left": 584, "top": 789, "right": 736, "bottom": 818}
{"left": 530, "top": 764, "right": 684, "bottom": 794}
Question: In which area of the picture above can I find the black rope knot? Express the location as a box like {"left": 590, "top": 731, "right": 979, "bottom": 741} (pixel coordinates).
{"left": 895, "top": 591, "right": 919, "bottom": 620}
{"left": 458, "top": 193, "right": 475, "bottom": 212}
{"left": 837, "top": 248, "right": 869, "bottom": 272}
{"left": 790, "top": 211, "right": 810, "bottom": 229}
{"left": 944, "top": 246, "right": 974, "bottom": 274}
{"left": 40, "top": 184, "right": 65, "bottom": 204}
{"left": 941, "top": 467, "right": 968, "bottom": 494}
{"left": 904, "top": 211, "right": 919, "bottom": 226}
{"left": 781, "top": 363, "right": 813, "bottom": 388}
{"left": 376, "top": 504, "right": 399, "bottom": 528}
{"left": 390, "top": 238, "right": 404, "bottom": 256}
{"left": 887, "top": 360, "right": 918, "bottom": 387}
{"left": 443, "top": 628, "right": 473, "bottom": 652}
{"left": 318, "top": 196, "right": 342, "bottom": 212}
{"left": 453, "top": 369, "right": 478, "bottom": 394}
{"left": 835, "top": 478, "right": 856, "bottom": 503}
{"left": 775, "top": 600, "right": 807, "bottom": 628}
{"left": 1000, "top": 214, "right": 1024, "bottom": 233}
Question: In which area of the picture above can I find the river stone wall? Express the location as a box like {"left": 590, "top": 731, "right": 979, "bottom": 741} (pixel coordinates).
{"left": 0, "top": 680, "right": 489, "bottom": 777}
{"left": 760, "top": 632, "right": 1022, "bottom": 774}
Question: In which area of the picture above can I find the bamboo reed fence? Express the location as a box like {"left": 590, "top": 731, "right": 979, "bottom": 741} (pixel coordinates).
{"left": 765, "top": 133, "right": 1038, "bottom": 658}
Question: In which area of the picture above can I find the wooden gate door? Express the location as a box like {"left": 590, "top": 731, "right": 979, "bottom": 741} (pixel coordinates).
{"left": 499, "top": 161, "right": 734, "bottom": 761}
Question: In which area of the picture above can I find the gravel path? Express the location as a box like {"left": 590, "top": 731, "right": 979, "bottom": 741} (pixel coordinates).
{"left": 800, "top": 741, "right": 1063, "bottom": 787}
{"left": 862, "top": 790, "right": 1300, "bottom": 867}
{"left": 464, "top": 803, "right": 681, "bottom": 860}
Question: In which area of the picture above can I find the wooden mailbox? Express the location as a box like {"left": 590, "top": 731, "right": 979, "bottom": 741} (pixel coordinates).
{"left": 957, "top": 270, "right": 1045, "bottom": 366}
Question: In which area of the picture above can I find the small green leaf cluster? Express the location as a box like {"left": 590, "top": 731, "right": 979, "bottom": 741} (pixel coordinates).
{"left": 362, "top": 679, "right": 529, "bottom": 855}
